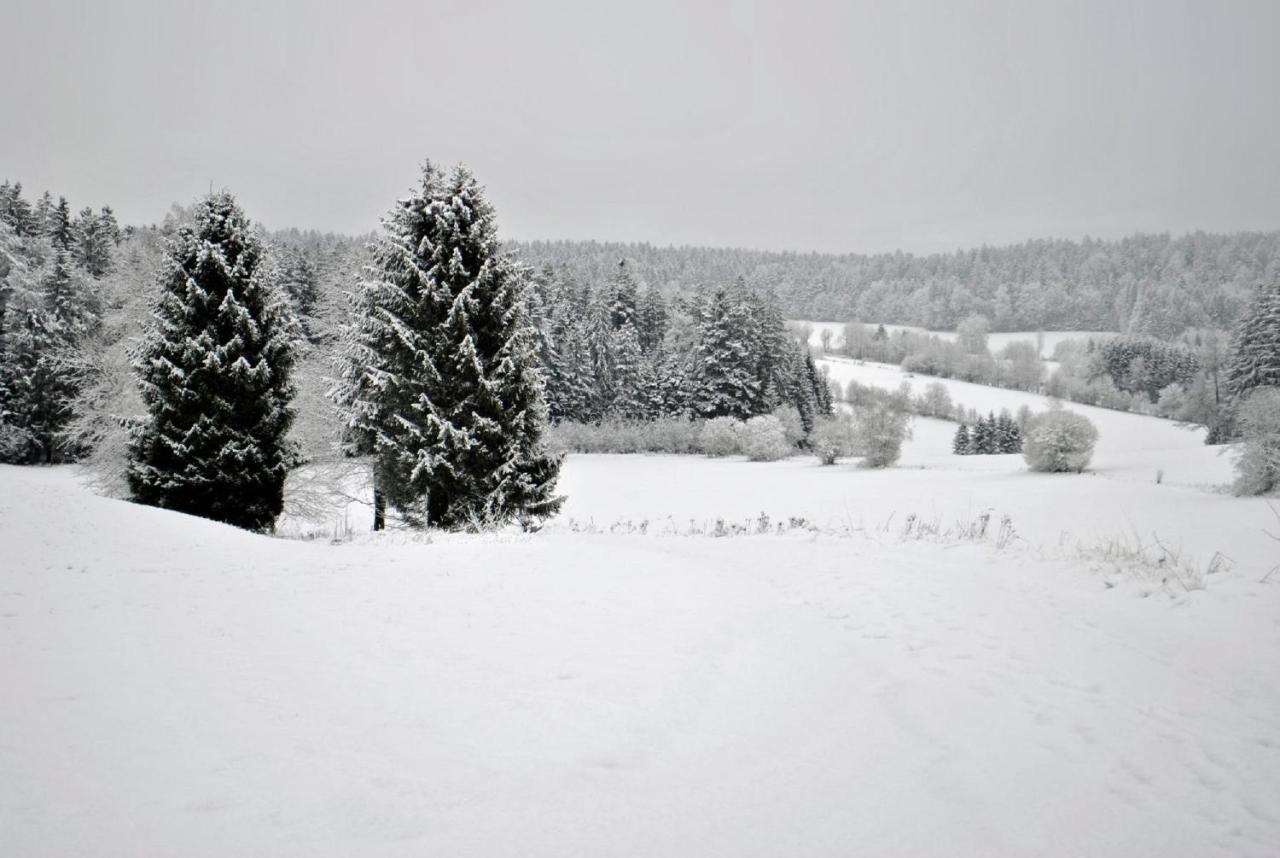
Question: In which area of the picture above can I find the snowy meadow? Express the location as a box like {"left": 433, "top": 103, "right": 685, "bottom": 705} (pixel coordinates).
{"left": 4, "top": 417, "right": 1280, "bottom": 856}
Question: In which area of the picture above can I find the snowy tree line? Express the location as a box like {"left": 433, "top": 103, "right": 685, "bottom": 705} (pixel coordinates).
{"left": 0, "top": 182, "right": 121, "bottom": 463}
{"left": 3, "top": 171, "right": 1278, "bottom": 504}
{"left": 509, "top": 231, "right": 1280, "bottom": 337}
{"left": 528, "top": 262, "right": 832, "bottom": 431}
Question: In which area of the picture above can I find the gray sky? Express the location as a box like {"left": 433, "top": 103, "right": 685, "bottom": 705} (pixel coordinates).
{"left": 4, "top": 0, "right": 1279, "bottom": 253}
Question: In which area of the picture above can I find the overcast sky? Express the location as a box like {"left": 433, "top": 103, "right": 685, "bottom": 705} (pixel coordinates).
{"left": 4, "top": 0, "right": 1278, "bottom": 254}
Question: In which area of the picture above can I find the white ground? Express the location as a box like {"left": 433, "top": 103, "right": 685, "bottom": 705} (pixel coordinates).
{"left": 796, "top": 319, "right": 1114, "bottom": 359}
{"left": 3, "top": 449, "right": 1279, "bottom": 857}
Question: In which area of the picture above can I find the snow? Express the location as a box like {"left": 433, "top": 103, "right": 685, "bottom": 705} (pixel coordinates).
{"left": 796, "top": 320, "right": 1114, "bottom": 359}
{"left": 3, "top": 461, "right": 1280, "bottom": 857}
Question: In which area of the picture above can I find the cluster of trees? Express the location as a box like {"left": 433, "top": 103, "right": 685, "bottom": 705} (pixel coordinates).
{"left": 511, "top": 231, "right": 1280, "bottom": 336}
{"left": 1223, "top": 275, "right": 1280, "bottom": 493}
{"left": 530, "top": 264, "right": 832, "bottom": 432}
{"left": 953, "top": 413, "right": 1023, "bottom": 455}
{"left": 0, "top": 183, "right": 122, "bottom": 464}
{"left": 2, "top": 166, "right": 567, "bottom": 532}
{"left": 1096, "top": 337, "right": 1200, "bottom": 401}
{"left": 835, "top": 317, "right": 1045, "bottom": 392}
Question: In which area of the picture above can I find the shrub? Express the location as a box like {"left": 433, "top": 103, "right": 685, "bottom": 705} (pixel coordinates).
{"left": 699, "top": 416, "right": 742, "bottom": 456}
{"left": 917, "top": 381, "right": 952, "bottom": 418}
{"left": 738, "top": 415, "right": 792, "bottom": 461}
{"left": 1232, "top": 387, "right": 1280, "bottom": 496}
{"left": 856, "top": 403, "right": 911, "bottom": 468}
{"left": 771, "top": 404, "right": 806, "bottom": 448}
{"left": 810, "top": 413, "right": 858, "bottom": 465}
{"left": 1023, "top": 409, "right": 1098, "bottom": 473}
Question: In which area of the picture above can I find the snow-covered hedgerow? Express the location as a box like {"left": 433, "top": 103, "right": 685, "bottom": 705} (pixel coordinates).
{"left": 546, "top": 418, "right": 702, "bottom": 455}
{"left": 698, "top": 417, "right": 742, "bottom": 456}
{"left": 1023, "top": 409, "right": 1099, "bottom": 473}
{"left": 737, "top": 415, "right": 792, "bottom": 462}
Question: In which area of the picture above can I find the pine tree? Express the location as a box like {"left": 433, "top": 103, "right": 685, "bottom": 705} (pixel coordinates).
{"left": 970, "top": 413, "right": 992, "bottom": 454}
{"left": 127, "top": 192, "right": 297, "bottom": 531}
{"left": 952, "top": 423, "right": 971, "bottom": 455}
{"left": 0, "top": 183, "right": 36, "bottom": 236}
{"left": 1226, "top": 278, "right": 1280, "bottom": 400}
{"left": 47, "top": 197, "right": 73, "bottom": 250}
{"left": 75, "top": 206, "right": 112, "bottom": 277}
{"left": 331, "top": 162, "right": 562, "bottom": 530}
{"left": 33, "top": 192, "right": 54, "bottom": 235}
{"left": 636, "top": 287, "right": 668, "bottom": 352}
{"left": 609, "top": 260, "right": 638, "bottom": 330}
{"left": 691, "top": 288, "right": 759, "bottom": 419}
{"left": 276, "top": 246, "right": 320, "bottom": 339}
{"left": 98, "top": 206, "right": 122, "bottom": 245}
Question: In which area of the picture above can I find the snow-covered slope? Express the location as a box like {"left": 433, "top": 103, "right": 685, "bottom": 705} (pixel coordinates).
{"left": 796, "top": 320, "right": 1114, "bottom": 358}
{"left": 3, "top": 465, "right": 1279, "bottom": 857}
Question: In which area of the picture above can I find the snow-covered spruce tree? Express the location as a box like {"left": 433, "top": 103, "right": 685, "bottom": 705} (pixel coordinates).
{"left": 952, "top": 423, "right": 971, "bottom": 455}
{"left": 331, "top": 163, "right": 562, "bottom": 530}
{"left": 127, "top": 192, "right": 297, "bottom": 531}
{"left": 691, "top": 288, "right": 759, "bottom": 419}
{"left": 1226, "top": 278, "right": 1280, "bottom": 401}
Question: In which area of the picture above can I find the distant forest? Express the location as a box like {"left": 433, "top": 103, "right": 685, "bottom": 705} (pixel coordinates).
{"left": 508, "top": 232, "right": 1280, "bottom": 337}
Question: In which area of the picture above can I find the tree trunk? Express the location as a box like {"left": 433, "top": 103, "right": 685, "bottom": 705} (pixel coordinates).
{"left": 372, "top": 476, "right": 386, "bottom": 532}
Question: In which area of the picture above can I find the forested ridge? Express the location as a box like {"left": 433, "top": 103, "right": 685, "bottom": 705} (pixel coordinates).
{"left": 508, "top": 231, "right": 1280, "bottom": 336}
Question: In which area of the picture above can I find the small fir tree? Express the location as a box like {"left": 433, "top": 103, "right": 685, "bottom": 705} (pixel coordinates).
{"left": 952, "top": 423, "right": 971, "bottom": 455}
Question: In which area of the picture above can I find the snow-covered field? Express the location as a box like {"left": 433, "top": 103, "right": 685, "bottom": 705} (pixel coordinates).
{"left": 3, "top": 449, "right": 1279, "bottom": 856}
{"left": 796, "top": 320, "right": 1114, "bottom": 359}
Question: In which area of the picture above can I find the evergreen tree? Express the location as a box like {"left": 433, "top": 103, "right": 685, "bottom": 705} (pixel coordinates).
{"left": 636, "top": 287, "right": 668, "bottom": 352}
{"left": 33, "top": 192, "right": 54, "bottom": 235}
{"left": 691, "top": 288, "right": 759, "bottom": 418}
{"left": 332, "top": 162, "right": 562, "bottom": 530}
{"left": 971, "top": 413, "right": 994, "bottom": 454}
{"left": 608, "top": 324, "right": 654, "bottom": 420}
{"left": 127, "top": 192, "right": 297, "bottom": 531}
{"left": 952, "top": 423, "right": 971, "bottom": 455}
{"left": 75, "top": 206, "right": 113, "bottom": 277}
{"left": 47, "top": 197, "right": 73, "bottom": 250}
{"left": 276, "top": 246, "right": 320, "bottom": 338}
{"left": 98, "top": 206, "right": 122, "bottom": 245}
{"left": 0, "top": 182, "right": 37, "bottom": 236}
{"left": 609, "top": 259, "right": 638, "bottom": 330}
{"left": 1226, "top": 277, "right": 1280, "bottom": 401}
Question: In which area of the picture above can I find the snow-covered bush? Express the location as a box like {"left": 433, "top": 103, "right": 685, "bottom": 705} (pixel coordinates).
{"left": 855, "top": 403, "right": 911, "bottom": 468}
{"left": 738, "top": 415, "right": 792, "bottom": 462}
{"left": 916, "top": 381, "right": 952, "bottom": 418}
{"left": 1232, "top": 387, "right": 1280, "bottom": 496}
{"left": 810, "top": 414, "right": 858, "bottom": 465}
{"left": 772, "top": 404, "right": 806, "bottom": 448}
{"left": 699, "top": 416, "right": 743, "bottom": 456}
{"left": 1023, "top": 409, "right": 1098, "bottom": 473}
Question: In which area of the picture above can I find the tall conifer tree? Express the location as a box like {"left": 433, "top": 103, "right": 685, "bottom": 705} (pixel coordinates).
{"left": 332, "top": 162, "right": 562, "bottom": 530}
{"left": 127, "top": 192, "right": 297, "bottom": 531}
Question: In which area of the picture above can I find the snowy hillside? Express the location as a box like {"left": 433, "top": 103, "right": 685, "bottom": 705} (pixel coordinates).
{"left": 3, "top": 465, "right": 1280, "bottom": 857}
